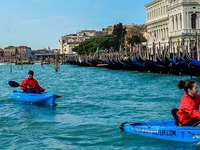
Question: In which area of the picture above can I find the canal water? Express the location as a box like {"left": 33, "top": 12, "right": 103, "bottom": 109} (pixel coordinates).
{"left": 0, "top": 64, "right": 200, "bottom": 149}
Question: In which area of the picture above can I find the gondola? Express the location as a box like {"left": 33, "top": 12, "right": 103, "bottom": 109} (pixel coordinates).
{"left": 122, "top": 58, "right": 147, "bottom": 72}
{"left": 176, "top": 57, "right": 190, "bottom": 76}
{"left": 188, "top": 58, "right": 200, "bottom": 77}
{"left": 119, "top": 58, "right": 134, "bottom": 70}
{"left": 132, "top": 59, "right": 148, "bottom": 72}
{"left": 107, "top": 59, "right": 123, "bottom": 70}
{"left": 76, "top": 59, "right": 93, "bottom": 67}
{"left": 96, "top": 60, "right": 109, "bottom": 67}
{"left": 165, "top": 56, "right": 181, "bottom": 75}
{"left": 144, "top": 59, "right": 169, "bottom": 74}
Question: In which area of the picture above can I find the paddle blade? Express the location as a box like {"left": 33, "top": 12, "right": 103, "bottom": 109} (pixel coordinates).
{"left": 55, "top": 95, "right": 61, "bottom": 98}
{"left": 8, "top": 81, "right": 20, "bottom": 87}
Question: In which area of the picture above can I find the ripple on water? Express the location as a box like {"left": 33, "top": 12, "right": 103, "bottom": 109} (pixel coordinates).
{"left": 0, "top": 64, "right": 198, "bottom": 149}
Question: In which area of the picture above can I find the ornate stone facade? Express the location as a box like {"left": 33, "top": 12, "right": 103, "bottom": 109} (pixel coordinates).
{"left": 146, "top": 0, "right": 200, "bottom": 60}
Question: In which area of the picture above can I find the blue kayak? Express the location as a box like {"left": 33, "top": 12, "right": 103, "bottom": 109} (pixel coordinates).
{"left": 120, "top": 120, "right": 200, "bottom": 142}
{"left": 10, "top": 91, "right": 56, "bottom": 106}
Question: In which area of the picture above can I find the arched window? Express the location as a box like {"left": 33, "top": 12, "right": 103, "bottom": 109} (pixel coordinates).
{"left": 191, "top": 13, "right": 197, "bottom": 29}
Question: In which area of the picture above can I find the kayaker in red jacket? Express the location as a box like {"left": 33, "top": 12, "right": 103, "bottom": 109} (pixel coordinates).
{"left": 177, "top": 80, "right": 200, "bottom": 126}
{"left": 20, "top": 70, "right": 45, "bottom": 94}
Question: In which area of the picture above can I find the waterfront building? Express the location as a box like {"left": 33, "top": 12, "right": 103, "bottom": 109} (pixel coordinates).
{"left": 60, "top": 34, "right": 82, "bottom": 55}
{"left": 95, "top": 25, "right": 147, "bottom": 54}
{"left": 0, "top": 48, "right": 3, "bottom": 62}
{"left": 0, "top": 48, "right": 4, "bottom": 57}
{"left": 102, "top": 26, "right": 114, "bottom": 34}
{"left": 17, "top": 46, "right": 32, "bottom": 58}
{"left": 3, "top": 46, "right": 32, "bottom": 62}
{"left": 124, "top": 25, "right": 147, "bottom": 54}
{"left": 146, "top": 0, "right": 200, "bottom": 60}
{"left": 32, "top": 48, "right": 56, "bottom": 64}
{"left": 60, "top": 30, "right": 105, "bottom": 55}
{"left": 4, "top": 46, "right": 17, "bottom": 59}
{"left": 60, "top": 25, "right": 146, "bottom": 57}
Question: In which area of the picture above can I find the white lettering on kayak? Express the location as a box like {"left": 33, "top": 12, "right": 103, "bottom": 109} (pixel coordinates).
{"left": 133, "top": 128, "right": 176, "bottom": 136}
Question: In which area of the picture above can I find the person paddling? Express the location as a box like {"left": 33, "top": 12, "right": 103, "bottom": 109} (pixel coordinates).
{"left": 177, "top": 80, "right": 200, "bottom": 126}
{"left": 20, "top": 70, "right": 45, "bottom": 94}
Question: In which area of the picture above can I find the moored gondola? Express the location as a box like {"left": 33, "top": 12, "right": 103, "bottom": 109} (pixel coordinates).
{"left": 107, "top": 59, "right": 123, "bottom": 70}
{"left": 118, "top": 59, "right": 133, "bottom": 71}
{"left": 122, "top": 58, "right": 147, "bottom": 72}
{"left": 144, "top": 59, "right": 169, "bottom": 74}
{"left": 187, "top": 58, "right": 200, "bottom": 77}
{"left": 76, "top": 59, "right": 93, "bottom": 67}
{"left": 96, "top": 60, "right": 109, "bottom": 67}
{"left": 176, "top": 57, "right": 190, "bottom": 76}
{"left": 165, "top": 56, "right": 181, "bottom": 75}
{"left": 132, "top": 59, "right": 148, "bottom": 72}
{"left": 65, "top": 51, "right": 200, "bottom": 78}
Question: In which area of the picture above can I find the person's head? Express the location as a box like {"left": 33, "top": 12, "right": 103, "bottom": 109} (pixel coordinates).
{"left": 28, "top": 70, "right": 34, "bottom": 79}
{"left": 177, "top": 80, "right": 198, "bottom": 97}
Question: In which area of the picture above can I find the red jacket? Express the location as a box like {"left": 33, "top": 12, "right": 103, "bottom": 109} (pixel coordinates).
{"left": 20, "top": 78, "right": 45, "bottom": 92}
{"left": 177, "top": 93, "right": 200, "bottom": 126}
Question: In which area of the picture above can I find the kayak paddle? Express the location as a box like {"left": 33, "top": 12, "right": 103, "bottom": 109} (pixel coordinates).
{"left": 8, "top": 80, "right": 62, "bottom": 98}
{"left": 8, "top": 81, "right": 21, "bottom": 87}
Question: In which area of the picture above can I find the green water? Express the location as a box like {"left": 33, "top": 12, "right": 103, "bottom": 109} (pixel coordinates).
{"left": 0, "top": 64, "right": 200, "bottom": 149}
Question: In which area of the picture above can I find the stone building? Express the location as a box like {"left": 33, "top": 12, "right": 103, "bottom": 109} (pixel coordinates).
{"left": 146, "top": 0, "right": 200, "bottom": 60}
{"left": 60, "top": 34, "right": 85, "bottom": 55}
{"left": 0, "top": 48, "right": 4, "bottom": 62}
{"left": 102, "top": 26, "right": 114, "bottom": 35}
{"left": 3, "top": 46, "right": 32, "bottom": 62}
{"left": 60, "top": 30, "right": 105, "bottom": 55}
{"left": 17, "top": 46, "right": 32, "bottom": 58}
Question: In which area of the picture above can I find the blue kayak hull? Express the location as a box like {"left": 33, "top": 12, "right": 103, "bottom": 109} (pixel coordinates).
{"left": 11, "top": 91, "right": 56, "bottom": 106}
{"left": 120, "top": 120, "right": 200, "bottom": 142}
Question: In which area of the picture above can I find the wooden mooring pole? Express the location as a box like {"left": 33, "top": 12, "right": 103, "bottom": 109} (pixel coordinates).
{"left": 10, "top": 56, "right": 12, "bottom": 73}
{"left": 55, "top": 51, "right": 59, "bottom": 72}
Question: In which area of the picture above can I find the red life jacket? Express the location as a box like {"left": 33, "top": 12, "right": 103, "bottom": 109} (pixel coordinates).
{"left": 20, "top": 78, "right": 45, "bottom": 92}
{"left": 177, "top": 93, "right": 200, "bottom": 126}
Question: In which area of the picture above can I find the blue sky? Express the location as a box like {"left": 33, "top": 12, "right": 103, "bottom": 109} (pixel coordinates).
{"left": 0, "top": 0, "right": 152, "bottom": 50}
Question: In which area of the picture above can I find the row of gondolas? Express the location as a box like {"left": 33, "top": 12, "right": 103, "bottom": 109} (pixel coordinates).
{"left": 66, "top": 54, "right": 200, "bottom": 77}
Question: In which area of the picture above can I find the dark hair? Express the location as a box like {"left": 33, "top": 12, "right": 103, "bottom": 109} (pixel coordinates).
{"left": 28, "top": 70, "right": 34, "bottom": 76}
{"left": 177, "top": 80, "right": 196, "bottom": 92}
